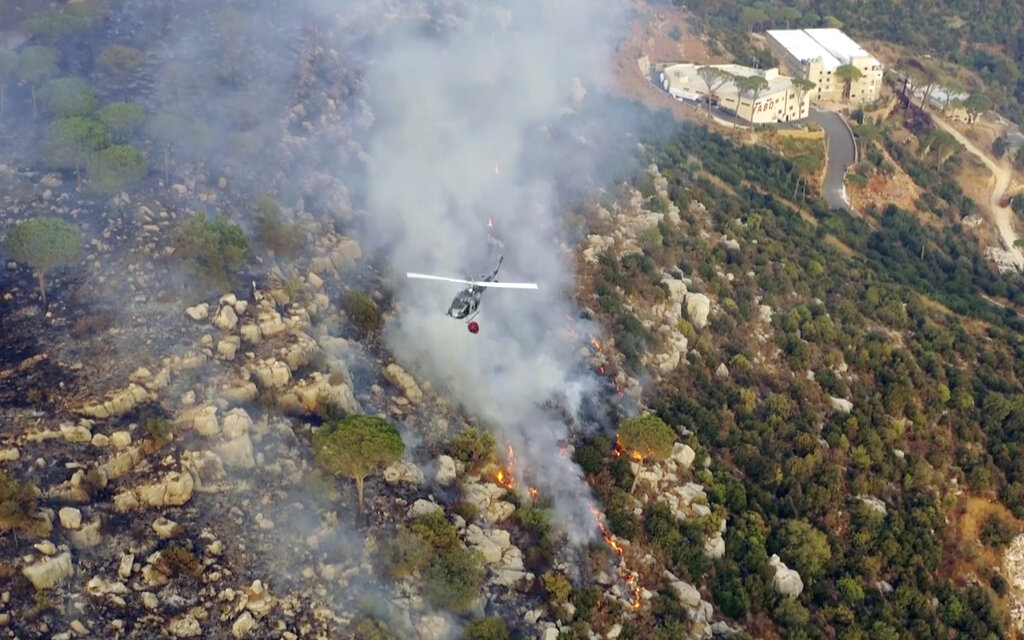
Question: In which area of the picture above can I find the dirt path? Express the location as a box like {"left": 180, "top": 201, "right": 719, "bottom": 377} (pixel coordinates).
{"left": 928, "top": 110, "right": 1024, "bottom": 270}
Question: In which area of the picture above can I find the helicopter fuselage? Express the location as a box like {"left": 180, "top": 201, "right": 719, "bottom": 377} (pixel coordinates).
{"left": 447, "top": 286, "right": 484, "bottom": 319}
{"left": 446, "top": 255, "right": 503, "bottom": 320}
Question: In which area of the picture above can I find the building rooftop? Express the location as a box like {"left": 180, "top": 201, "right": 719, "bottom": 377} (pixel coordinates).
{"left": 662, "top": 63, "right": 801, "bottom": 97}
{"left": 767, "top": 28, "right": 879, "bottom": 71}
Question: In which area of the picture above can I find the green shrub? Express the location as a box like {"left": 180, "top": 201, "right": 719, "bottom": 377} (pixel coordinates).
{"left": 424, "top": 547, "right": 485, "bottom": 613}
{"left": 43, "top": 116, "right": 108, "bottom": 173}
{"left": 461, "top": 617, "right": 510, "bottom": 640}
{"left": 86, "top": 144, "right": 147, "bottom": 194}
{"left": 157, "top": 545, "right": 202, "bottom": 579}
{"left": 542, "top": 571, "right": 572, "bottom": 603}
{"left": 354, "top": 618, "right": 399, "bottom": 640}
{"left": 610, "top": 456, "right": 634, "bottom": 491}
{"left": 38, "top": 76, "right": 97, "bottom": 118}
{"left": 618, "top": 414, "right": 676, "bottom": 461}
{"left": 253, "top": 195, "right": 305, "bottom": 258}
{"left": 379, "top": 528, "right": 431, "bottom": 580}
{"left": 96, "top": 102, "right": 145, "bottom": 141}
{"left": 0, "top": 470, "right": 37, "bottom": 533}
{"left": 172, "top": 212, "right": 251, "bottom": 292}
{"left": 574, "top": 436, "right": 611, "bottom": 475}
{"left": 449, "top": 427, "right": 497, "bottom": 473}
{"left": 282, "top": 275, "right": 309, "bottom": 304}
{"left": 516, "top": 502, "right": 552, "bottom": 539}
{"left": 410, "top": 510, "right": 459, "bottom": 550}
{"left": 144, "top": 417, "right": 172, "bottom": 441}
{"left": 979, "top": 513, "right": 1016, "bottom": 548}
{"left": 453, "top": 501, "right": 479, "bottom": 523}
{"left": 344, "top": 291, "right": 382, "bottom": 334}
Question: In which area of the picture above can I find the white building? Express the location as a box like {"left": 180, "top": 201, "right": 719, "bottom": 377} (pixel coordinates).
{"left": 766, "top": 28, "right": 883, "bottom": 103}
{"left": 660, "top": 63, "right": 812, "bottom": 124}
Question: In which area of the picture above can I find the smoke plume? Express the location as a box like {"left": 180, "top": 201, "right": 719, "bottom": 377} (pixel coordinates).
{"left": 361, "top": 0, "right": 630, "bottom": 543}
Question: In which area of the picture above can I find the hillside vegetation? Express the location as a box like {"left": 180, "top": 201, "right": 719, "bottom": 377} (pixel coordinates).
{"left": 576, "top": 102, "right": 1024, "bottom": 637}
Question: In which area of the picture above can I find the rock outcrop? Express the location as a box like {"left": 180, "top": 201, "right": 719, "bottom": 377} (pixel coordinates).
{"left": 770, "top": 554, "right": 804, "bottom": 598}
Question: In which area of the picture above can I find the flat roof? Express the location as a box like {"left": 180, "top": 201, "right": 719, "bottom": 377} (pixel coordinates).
{"left": 662, "top": 63, "right": 801, "bottom": 98}
{"left": 767, "top": 28, "right": 879, "bottom": 70}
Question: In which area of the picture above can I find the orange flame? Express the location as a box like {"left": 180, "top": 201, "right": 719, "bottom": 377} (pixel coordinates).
{"left": 590, "top": 506, "right": 644, "bottom": 610}
{"left": 591, "top": 338, "right": 602, "bottom": 350}
{"left": 487, "top": 217, "right": 494, "bottom": 229}
{"left": 613, "top": 436, "right": 643, "bottom": 462}
{"left": 495, "top": 443, "right": 516, "bottom": 489}
{"left": 599, "top": 365, "right": 605, "bottom": 375}
{"left": 528, "top": 486, "right": 538, "bottom": 503}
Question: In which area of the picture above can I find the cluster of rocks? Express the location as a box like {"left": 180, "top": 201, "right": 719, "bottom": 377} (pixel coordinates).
{"left": 581, "top": 164, "right": 718, "bottom": 384}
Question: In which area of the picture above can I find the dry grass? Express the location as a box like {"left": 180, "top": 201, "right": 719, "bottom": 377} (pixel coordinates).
{"left": 954, "top": 496, "right": 1020, "bottom": 577}
{"left": 823, "top": 234, "right": 853, "bottom": 257}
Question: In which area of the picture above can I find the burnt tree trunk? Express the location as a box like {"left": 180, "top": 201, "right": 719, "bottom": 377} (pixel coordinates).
{"left": 36, "top": 270, "right": 46, "bottom": 306}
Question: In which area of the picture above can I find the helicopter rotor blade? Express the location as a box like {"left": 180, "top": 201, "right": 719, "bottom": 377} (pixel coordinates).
{"left": 406, "top": 273, "right": 476, "bottom": 285}
{"left": 468, "top": 281, "right": 539, "bottom": 289}
{"left": 406, "top": 273, "right": 538, "bottom": 290}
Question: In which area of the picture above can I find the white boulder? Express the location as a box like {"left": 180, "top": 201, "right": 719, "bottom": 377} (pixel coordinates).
{"left": 22, "top": 552, "right": 73, "bottom": 590}
{"left": 770, "top": 554, "right": 804, "bottom": 598}
{"left": 185, "top": 303, "right": 209, "bottom": 321}
{"left": 435, "top": 455, "right": 457, "bottom": 486}
{"left": 685, "top": 293, "right": 711, "bottom": 330}
{"left": 384, "top": 364, "right": 423, "bottom": 403}
{"left": 829, "top": 396, "right": 853, "bottom": 413}
{"left": 58, "top": 507, "right": 82, "bottom": 530}
{"left": 383, "top": 461, "right": 425, "bottom": 485}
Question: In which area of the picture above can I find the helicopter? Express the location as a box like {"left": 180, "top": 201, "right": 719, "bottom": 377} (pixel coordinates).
{"left": 406, "top": 255, "right": 539, "bottom": 334}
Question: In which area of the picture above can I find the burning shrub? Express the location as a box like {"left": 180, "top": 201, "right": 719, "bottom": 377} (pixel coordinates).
{"left": 617, "top": 415, "right": 676, "bottom": 461}
{"left": 0, "top": 470, "right": 38, "bottom": 534}
{"left": 448, "top": 427, "right": 497, "bottom": 474}
{"left": 410, "top": 511, "right": 458, "bottom": 550}
{"left": 424, "top": 547, "right": 485, "bottom": 613}
{"left": 460, "top": 616, "right": 510, "bottom": 640}
{"left": 379, "top": 528, "right": 431, "bottom": 580}
{"left": 344, "top": 291, "right": 382, "bottom": 335}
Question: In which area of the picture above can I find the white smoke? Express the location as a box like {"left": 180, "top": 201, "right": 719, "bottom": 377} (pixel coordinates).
{"left": 360, "top": 0, "right": 629, "bottom": 543}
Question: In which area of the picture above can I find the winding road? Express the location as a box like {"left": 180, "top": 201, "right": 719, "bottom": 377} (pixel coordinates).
{"left": 927, "top": 112, "right": 1024, "bottom": 270}
{"left": 809, "top": 108, "right": 857, "bottom": 213}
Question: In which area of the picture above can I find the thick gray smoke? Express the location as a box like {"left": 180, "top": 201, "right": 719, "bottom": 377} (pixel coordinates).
{"left": 362, "top": 1, "right": 628, "bottom": 543}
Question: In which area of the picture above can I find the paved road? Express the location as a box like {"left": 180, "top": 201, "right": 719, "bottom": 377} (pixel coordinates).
{"left": 809, "top": 108, "right": 857, "bottom": 213}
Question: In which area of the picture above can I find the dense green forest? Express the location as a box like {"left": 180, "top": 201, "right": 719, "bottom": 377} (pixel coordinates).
{"left": 683, "top": 0, "right": 1024, "bottom": 122}
{"left": 574, "top": 98, "right": 1024, "bottom": 637}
